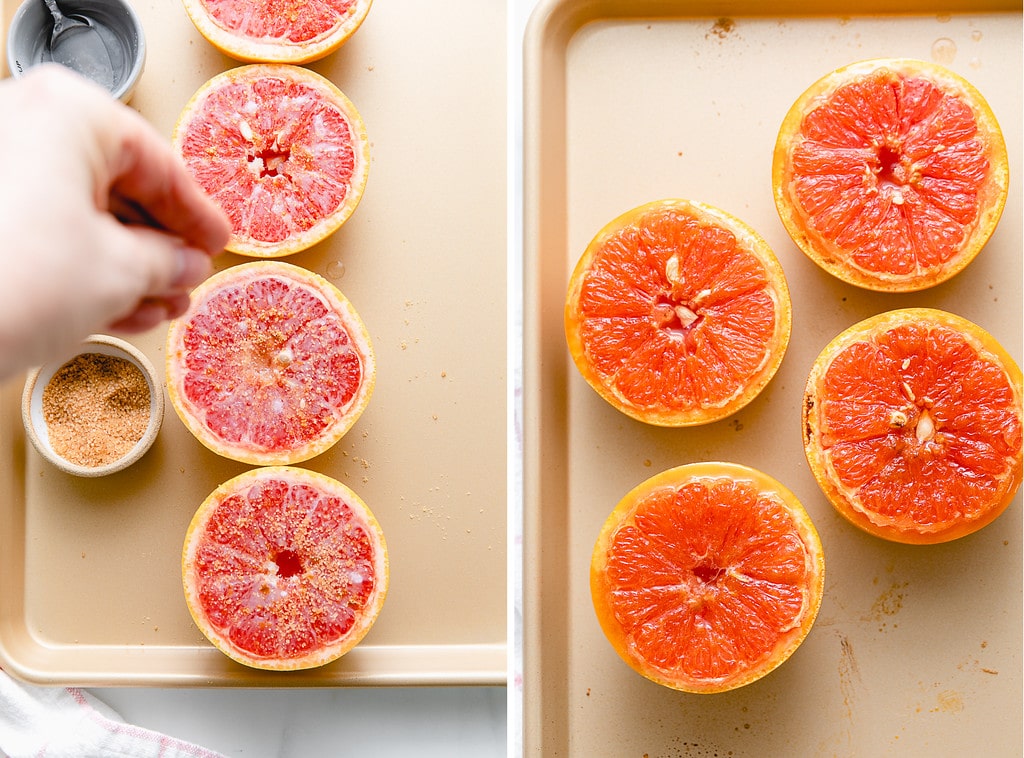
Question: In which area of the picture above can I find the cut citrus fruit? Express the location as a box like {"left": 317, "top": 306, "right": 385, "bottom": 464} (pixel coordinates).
{"left": 181, "top": 0, "right": 371, "bottom": 64}
{"left": 591, "top": 462, "right": 824, "bottom": 693}
{"left": 565, "top": 199, "right": 791, "bottom": 426}
{"left": 804, "top": 308, "right": 1023, "bottom": 544}
{"left": 166, "top": 260, "right": 375, "bottom": 465}
{"left": 173, "top": 64, "right": 369, "bottom": 258}
{"left": 183, "top": 466, "right": 388, "bottom": 670}
{"left": 773, "top": 58, "right": 1008, "bottom": 292}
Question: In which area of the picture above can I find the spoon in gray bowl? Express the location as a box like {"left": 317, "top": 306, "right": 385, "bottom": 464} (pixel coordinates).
{"left": 42, "top": 0, "right": 114, "bottom": 89}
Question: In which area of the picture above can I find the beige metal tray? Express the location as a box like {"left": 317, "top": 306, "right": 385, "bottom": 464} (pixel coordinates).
{"left": 523, "top": 0, "right": 1021, "bottom": 753}
{"left": 0, "top": 0, "right": 506, "bottom": 686}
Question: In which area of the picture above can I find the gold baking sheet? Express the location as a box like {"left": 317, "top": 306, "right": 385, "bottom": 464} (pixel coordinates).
{"left": 523, "top": 0, "right": 1021, "bottom": 753}
{"left": 0, "top": 0, "right": 506, "bottom": 686}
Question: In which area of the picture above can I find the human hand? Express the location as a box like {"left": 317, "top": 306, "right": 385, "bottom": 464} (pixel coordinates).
{"left": 0, "top": 65, "right": 231, "bottom": 378}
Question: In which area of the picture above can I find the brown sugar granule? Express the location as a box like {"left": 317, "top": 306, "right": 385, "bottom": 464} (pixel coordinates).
{"left": 42, "top": 353, "right": 151, "bottom": 467}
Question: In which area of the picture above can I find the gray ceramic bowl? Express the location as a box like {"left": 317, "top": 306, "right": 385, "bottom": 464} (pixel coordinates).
{"left": 6, "top": 0, "right": 146, "bottom": 102}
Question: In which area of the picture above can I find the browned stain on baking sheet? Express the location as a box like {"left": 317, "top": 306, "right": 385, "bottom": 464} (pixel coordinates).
{"left": 933, "top": 689, "right": 965, "bottom": 713}
{"left": 706, "top": 17, "right": 735, "bottom": 40}
{"left": 837, "top": 633, "right": 862, "bottom": 720}
{"left": 863, "top": 579, "right": 909, "bottom": 632}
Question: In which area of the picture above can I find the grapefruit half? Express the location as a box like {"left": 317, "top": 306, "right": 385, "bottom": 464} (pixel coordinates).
{"left": 565, "top": 199, "right": 791, "bottom": 426}
{"left": 183, "top": 466, "right": 388, "bottom": 670}
{"left": 173, "top": 64, "right": 369, "bottom": 258}
{"left": 591, "top": 462, "right": 824, "bottom": 693}
{"left": 181, "top": 0, "right": 372, "bottom": 64}
{"left": 773, "top": 58, "right": 1008, "bottom": 292}
{"left": 166, "top": 260, "right": 375, "bottom": 465}
{"left": 804, "top": 308, "right": 1023, "bottom": 543}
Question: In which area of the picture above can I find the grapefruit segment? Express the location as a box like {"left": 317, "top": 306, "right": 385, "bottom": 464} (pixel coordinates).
{"left": 773, "top": 58, "right": 1008, "bottom": 292}
{"left": 183, "top": 466, "right": 388, "bottom": 670}
{"left": 591, "top": 462, "right": 824, "bottom": 693}
{"left": 803, "top": 308, "right": 1023, "bottom": 543}
{"left": 166, "top": 260, "right": 375, "bottom": 466}
{"left": 565, "top": 199, "right": 791, "bottom": 426}
{"left": 173, "top": 64, "right": 369, "bottom": 258}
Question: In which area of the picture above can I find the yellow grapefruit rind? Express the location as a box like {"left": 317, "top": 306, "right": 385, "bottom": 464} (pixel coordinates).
{"left": 172, "top": 64, "right": 370, "bottom": 259}
{"left": 590, "top": 462, "right": 825, "bottom": 694}
{"left": 772, "top": 58, "right": 1009, "bottom": 293}
{"left": 565, "top": 199, "right": 792, "bottom": 427}
{"left": 803, "top": 308, "right": 1023, "bottom": 544}
{"left": 166, "top": 260, "right": 376, "bottom": 466}
{"left": 182, "top": 466, "right": 389, "bottom": 671}
{"left": 181, "top": 0, "right": 372, "bottom": 64}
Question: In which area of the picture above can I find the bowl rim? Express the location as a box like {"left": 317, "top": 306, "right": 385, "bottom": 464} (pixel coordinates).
{"left": 21, "top": 334, "right": 164, "bottom": 477}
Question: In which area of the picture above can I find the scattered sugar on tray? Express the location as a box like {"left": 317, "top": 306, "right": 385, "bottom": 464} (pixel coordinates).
{"left": 42, "top": 353, "right": 150, "bottom": 467}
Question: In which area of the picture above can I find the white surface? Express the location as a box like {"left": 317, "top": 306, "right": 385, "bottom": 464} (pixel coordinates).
{"left": 90, "top": 687, "right": 507, "bottom": 757}
{"left": 78, "top": 1, "right": 537, "bottom": 754}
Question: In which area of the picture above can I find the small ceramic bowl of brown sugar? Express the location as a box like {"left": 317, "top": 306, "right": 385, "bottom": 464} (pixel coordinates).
{"left": 22, "top": 334, "right": 163, "bottom": 477}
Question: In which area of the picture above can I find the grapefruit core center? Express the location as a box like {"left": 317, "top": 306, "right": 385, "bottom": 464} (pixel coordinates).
{"left": 250, "top": 144, "right": 290, "bottom": 179}
{"left": 273, "top": 548, "right": 303, "bottom": 579}
{"left": 692, "top": 560, "right": 725, "bottom": 585}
